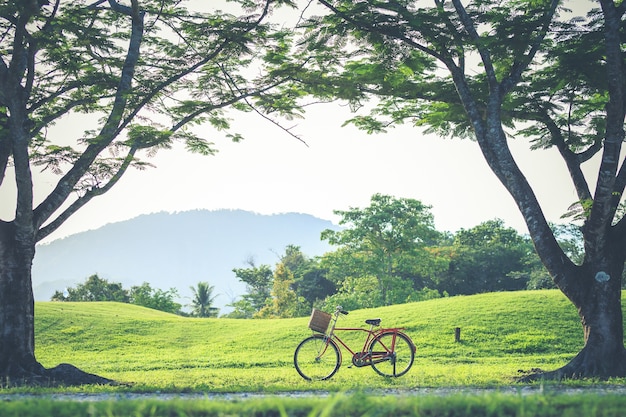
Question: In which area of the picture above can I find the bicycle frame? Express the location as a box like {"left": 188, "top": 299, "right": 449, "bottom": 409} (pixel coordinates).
{"left": 323, "top": 308, "right": 406, "bottom": 367}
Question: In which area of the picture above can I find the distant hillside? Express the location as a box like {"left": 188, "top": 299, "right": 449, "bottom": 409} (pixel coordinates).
{"left": 32, "top": 210, "right": 339, "bottom": 313}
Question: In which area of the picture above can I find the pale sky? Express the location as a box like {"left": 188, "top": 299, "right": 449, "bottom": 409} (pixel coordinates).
{"left": 0, "top": 1, "right": 595, "bottom": 244}
{"left": 1, "top": 102, "right": 586, "bottom": 244}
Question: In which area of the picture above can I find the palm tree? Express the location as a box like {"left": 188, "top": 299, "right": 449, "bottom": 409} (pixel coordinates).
{"left": 190, "top": 282, "right": 219, "bottom": 318}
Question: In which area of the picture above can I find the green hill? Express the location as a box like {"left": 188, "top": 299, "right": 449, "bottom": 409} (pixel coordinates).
{"left": 34, "top": 290, "right": 601, "bottom": 391}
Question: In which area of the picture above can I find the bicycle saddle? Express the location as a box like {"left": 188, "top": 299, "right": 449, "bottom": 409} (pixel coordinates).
{"left": 365, "top": 318, "right": 381, "bottom": 326}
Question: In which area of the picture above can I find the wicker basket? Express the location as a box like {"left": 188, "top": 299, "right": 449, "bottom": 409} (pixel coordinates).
{"left": 308, "top": 308, "right": 332, "bottom": 333}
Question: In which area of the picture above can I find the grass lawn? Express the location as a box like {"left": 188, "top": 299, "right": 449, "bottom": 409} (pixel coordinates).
{"left": 29, "top": 290, "right": 625, "bottom": 393}
{"left": 0, "top": 290, "right": 621, "bottom": 416}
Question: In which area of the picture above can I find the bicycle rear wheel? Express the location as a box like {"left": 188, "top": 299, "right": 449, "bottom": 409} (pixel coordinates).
{"left": 294, "top": 335, "right": 341, "bottom": 381}
{"left": 369, "top": 331, "right": 415, "bottom": 377}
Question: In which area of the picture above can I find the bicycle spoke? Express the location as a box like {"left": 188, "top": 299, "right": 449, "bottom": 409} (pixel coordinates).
{"left": 369, "top": 332, "right": 414, "bottom": 377}
{"left": 294, "top": 335, "right": 341, "bottom": 381}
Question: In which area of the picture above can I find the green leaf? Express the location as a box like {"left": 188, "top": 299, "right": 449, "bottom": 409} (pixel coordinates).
{"left": 125, "top": 126, "right": 173, "bottom": 149}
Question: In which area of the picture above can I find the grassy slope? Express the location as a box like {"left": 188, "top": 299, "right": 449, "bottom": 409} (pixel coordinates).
{"left": 34, "top": 290, "right": 608, "bottom": 392}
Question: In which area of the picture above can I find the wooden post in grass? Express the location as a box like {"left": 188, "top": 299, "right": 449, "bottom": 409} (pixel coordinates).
{"left": 454, "top": 327, "right": 461, "bottom": 343}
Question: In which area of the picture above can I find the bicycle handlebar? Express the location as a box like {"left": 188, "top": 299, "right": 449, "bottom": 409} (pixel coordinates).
{"left": 335, "top": 306, "right": 349, "bottom": 315}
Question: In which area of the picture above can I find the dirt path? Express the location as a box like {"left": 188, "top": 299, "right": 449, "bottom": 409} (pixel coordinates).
{"left": 2, "top": 386, "right": 626, "bottom": 402}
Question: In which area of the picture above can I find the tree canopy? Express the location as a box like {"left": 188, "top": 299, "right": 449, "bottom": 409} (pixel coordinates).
{"left": 321, "top": 194, "right": 444, "bottom": 306}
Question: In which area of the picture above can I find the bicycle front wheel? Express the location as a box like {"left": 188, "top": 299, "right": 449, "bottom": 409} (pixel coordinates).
{"left": 369, "top": 331, "right": 415, "bottom": 377}
{"left": 294, "top": 335, "right": 341, "bottom": 381}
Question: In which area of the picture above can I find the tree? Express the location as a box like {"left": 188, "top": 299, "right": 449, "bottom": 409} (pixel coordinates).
{"left": 190, "top": 282, "right": 219, "bottom": 318}
{"left": 51, "top": 275, "right": 188, "bottom": 315}
{"left": 436, "top": 219, "right": 534, "bottom": 295}
{"left": 280, "top": 244, "right": 334, "bottom": 310}
{"left": 129, "top": 282, "right": 181, "bottom": 314}
{"left": 257, "top": 262, "right": 300, "bottom": 318}
{"left": 229, "top": 260, "right": 274, "bottom": 318}
{"left": 522, "top": 224, "right": 584, "bottom": 291}
{"left": 322, "top": 274, "right": 382, "bottom": 311}
{"left": 0, "top": 0, "right": 301, "bottom": 384}
{"left": 51, "top": 274, "right": 128, "bottom": 302}
{"left": 304, "top": 0, "right": 626, "bottom": 378}
{"left": 295, "top": 267, "right": 336, "bottom": 307}
{"left": 228, "top": 246, "right": 332, "bottom": 318}
{"left": 321, "top": 194, "right": 444, "bottom": 306}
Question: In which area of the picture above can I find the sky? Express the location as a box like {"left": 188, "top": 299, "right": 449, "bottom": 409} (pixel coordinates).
{"left": 0, "top": 1, "right": 597, "bottom": 244}
{"left": 1, "top": 102, "right": 587, "bottom": 244}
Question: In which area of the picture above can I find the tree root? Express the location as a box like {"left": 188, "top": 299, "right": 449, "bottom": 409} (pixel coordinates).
{"left": 517, "top": 367, "right": 569, "bottom": 383}
{"left": 1, "top": 363, "right": 117, "bottom": 388}
{"left": 46, "top": 363, "right": 117, "bottom": 386}
{"left": 517, "top": 348, "right": 626, "bottom": 383}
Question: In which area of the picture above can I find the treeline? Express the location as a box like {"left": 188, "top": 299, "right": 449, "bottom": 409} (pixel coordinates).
{"left": 52, "top": 276, "right": 218, "bottom": 317}
{"left": 52, "top": 194, "right": 591, "bottom": 318}
{"left": 225, "top": 194, "right": 587, "bottom": 318}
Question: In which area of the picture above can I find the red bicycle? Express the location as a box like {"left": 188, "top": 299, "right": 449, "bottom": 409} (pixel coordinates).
{"left": 294, "top": 306, "right": 416, "bottom": 381}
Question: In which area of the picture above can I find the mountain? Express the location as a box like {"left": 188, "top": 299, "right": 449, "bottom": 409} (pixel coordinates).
{"left": 32, "top": 210, "right": 340, "bottom": 313}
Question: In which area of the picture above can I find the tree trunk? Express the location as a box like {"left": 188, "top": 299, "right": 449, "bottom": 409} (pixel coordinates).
{"left": 0, "top": 221, "right": 114, "bottom": 386}
{"left": 0, "top": 220, "right": 42, "bottom": 382}
{"left": 522, "top": 263, "right": 626, "bottom": 381}
{"left": 567, "top": 288, "right": 626, "bottom": 378}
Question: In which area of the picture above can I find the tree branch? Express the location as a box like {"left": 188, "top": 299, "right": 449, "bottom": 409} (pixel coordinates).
{"left": 535, "top": 107, "right": 593, "bottom": 201}
{"left": 585, "top": 0, "right": 626, "bottom": 257}
{"left": 36, "top": 146, "right": 138, "bottom": 242}
{"left": 218, "top": 65, "right": 308, "bottom": 147}
{"left": 107, "top": 1, "right": 273, "bottom": 147}
{"left": 450, "top": 0, "right": 497, "bottom": 90}
{"left": 501, "top": 0, "right": 559, "bottom": 96}
{"left": 33, "top": 0, "right": 145, "bottom": 230}
{"left": 316, "top": 0, "right": 446, "bottom": 62}
{"left": 32, "top": 1, "right": 285, "bottom": 238}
